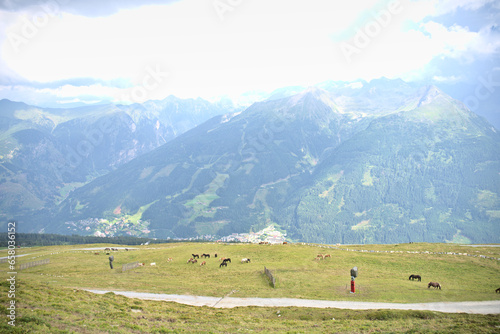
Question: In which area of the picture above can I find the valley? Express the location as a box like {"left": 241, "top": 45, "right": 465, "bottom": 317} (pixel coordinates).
{"left": 1, "top": 80, "right": 499, "bottom": 245}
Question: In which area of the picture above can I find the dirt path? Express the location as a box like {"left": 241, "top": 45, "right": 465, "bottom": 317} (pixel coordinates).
{"left": 84, "top": 289, "right": 500, "bottom": 314}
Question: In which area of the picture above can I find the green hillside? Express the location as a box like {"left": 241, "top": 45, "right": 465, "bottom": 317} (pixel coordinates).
{"left": 0, "top": 98, "right": 229, "bottom": 224}
{"left": 278, "top": 97, "right": 500, "bottom": 243}
{"left": 1, "top": 242, "right": 499, "bottom": 333}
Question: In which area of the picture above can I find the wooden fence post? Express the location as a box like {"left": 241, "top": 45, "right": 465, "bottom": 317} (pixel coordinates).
{"left": 264, "top": 266, "right": 276, "bottom": 288}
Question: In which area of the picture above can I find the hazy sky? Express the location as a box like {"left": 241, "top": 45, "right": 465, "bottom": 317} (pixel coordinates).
{"left": 0, "top": 0, "right": 499, "bottom": 107}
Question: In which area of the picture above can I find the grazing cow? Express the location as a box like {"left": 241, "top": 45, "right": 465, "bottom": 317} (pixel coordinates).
{"left": 167, "top": 257, "right": 173, "bottom": 262}
{"left": 138, "top": 263, "right": 144, "bottom": 266}
{"left": 428, "top": 282, "right": 441, "bottom": 289}
{"left": 192, "top": 254, "right": 199, "bottom": 259}
{"left": 496, "top": 288, "right": 500, "bottom": 293}
{"left": 241, "top": 258, "right": 251, "bottom": 263}
{"left": 150, "top": 262, "right": 156, "bottom": 266}
{"left": 201, "top": 253, "right": 210, "bottom": 258}
{"left": 187, "top": 258, "right": 196, "bottom": 264}
{"left": 324, "top": 254, "right": 331, "bottom": 258}
{"left": 317, "top": 254, "right": 324, "bottom": 259}
{"left": 283, "top": 241, "right": 288, "bottom": 244}
{"left": 409, "top": 274, "right": 421, "bottom": 281}
{"left": 125, "top": 248, "right": 129, "bottom": 251}
{"left": 104, "top": 248, "right": 111, "bottom": 251}
{"left": 200, "top": 261, "right": 206, "bottom": 266}
{"left": 222, "top": 258, "right": 231, "bottom": 263}
{"left": 214, "top": 253, "right": 217, "bottom": 258}
{"left": 219, "top": 262, "right": 227, "bottom": 268}
{"left": 94, "top": 252, "right": 100, "bottom": 255}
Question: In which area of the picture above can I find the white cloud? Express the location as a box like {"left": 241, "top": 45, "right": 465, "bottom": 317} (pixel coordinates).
{"left": 56, "top": 98, "right": 103, "bottom": 104}
{"left": 420, "top": 21, "right": 500, "bottom": 62}
{"left": 0, "top": 0, "right": 499, "bottom": 104}
{"left": 433, "top": 0, "right": 497, "bottom": 15}
{"left": 432, "top": 75, "right": 463, "bottom": 83}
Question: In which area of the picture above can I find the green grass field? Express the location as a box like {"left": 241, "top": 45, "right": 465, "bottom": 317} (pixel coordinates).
{"left": 1, "top": 242, "right": 499, "bottom": 333}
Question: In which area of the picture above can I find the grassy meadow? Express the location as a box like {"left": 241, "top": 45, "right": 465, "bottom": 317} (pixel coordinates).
{"left": 1, "top": 242, "right": 499, "bottom": 333}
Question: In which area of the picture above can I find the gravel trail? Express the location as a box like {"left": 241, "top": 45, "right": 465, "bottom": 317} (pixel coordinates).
{"left": 84, "top": 289, "right": 500, "bottom": 314}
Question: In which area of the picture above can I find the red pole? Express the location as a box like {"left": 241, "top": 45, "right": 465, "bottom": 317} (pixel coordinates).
{"left": 351, "top": 278, "right": 355, "bottom": 293}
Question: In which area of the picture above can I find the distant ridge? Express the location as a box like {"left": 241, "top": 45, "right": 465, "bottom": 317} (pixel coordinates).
{"left": 22, "top": 80, "right": 499, "bottom": 244}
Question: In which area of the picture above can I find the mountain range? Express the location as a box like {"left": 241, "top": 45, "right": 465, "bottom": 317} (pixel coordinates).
{"left": 0, "top": 97, "right": 233, "bottom": 222}
{"left": 2, "top": 79, "right": 499, "bottom": 244}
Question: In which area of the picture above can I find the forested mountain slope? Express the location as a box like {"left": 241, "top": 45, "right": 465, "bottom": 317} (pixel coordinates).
{"left": 0, "top": 97, "right": 230, "bottom": 222}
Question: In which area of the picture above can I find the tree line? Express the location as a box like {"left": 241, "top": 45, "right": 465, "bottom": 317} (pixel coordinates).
{"left": 0, "top": 233, "right": 180, "bottom": 248}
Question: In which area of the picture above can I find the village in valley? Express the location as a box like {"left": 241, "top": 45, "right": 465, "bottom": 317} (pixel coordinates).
{"left": 217, "top": 225, "right": 287, "bottom": 244}
{"left": 63, "top": 218, "right": 287, "bottom": 244}
{"left": 63, "top": 217, "right": 151, "bottom": 238}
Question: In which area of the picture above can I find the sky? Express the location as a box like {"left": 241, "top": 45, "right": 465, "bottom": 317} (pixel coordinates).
{"left": 0, "top": 0, "right": 499, "bottom": 112}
